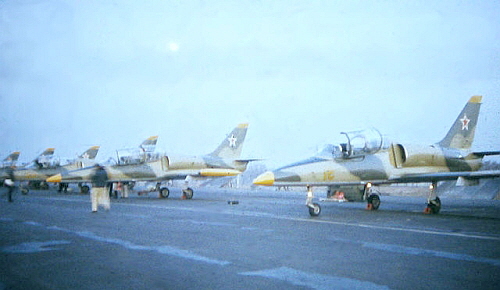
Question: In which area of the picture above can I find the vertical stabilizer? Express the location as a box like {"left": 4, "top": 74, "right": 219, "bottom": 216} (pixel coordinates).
{"left": 32, "top": 148, "right": 56, "bottom": 168}
{"left": 3, "top": 152, "right": 20, "bottom": 163}
{"left": 39, "top": 148, "right": 55, "bottom": 157}
{"left": 209, "top": 123, "right": 249, "bottom": 159}
{"left": 79, "top": 146, "right": 100, "bottom": 159}
{"left": 140, "top": 136, "right": 158, "bottom": 153}
{"left": 34, "top": 148, "right": 55, "bottom": 161}
{"left": 438, "top": 96, "right": 482, "bottom": 149}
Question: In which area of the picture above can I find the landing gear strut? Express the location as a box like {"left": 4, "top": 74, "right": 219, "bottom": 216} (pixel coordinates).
{"left": 424, "top": 182, "right": 441, "bottom": 214}
{"left": 306, "top": 186, "right": 321, "bottom": 216}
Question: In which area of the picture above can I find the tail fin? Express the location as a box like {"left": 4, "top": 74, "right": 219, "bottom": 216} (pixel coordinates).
{"left": 39, "top": 148, "right": 55, "bottom": 157}
{"left": 139, "top": 136, "right": 158, "bottom": 153}
{"left": 34, "top": 148, "right": 55, "bottom": 161}
{"left": 32, "top": 148, "right": 55, "bottom": 168}
{"left": 438, "top": 96, "right": 482, "bottom": 149}
{"left": 209, "top": 123, "right": 249, "bottom": 159}
{"left": 79, "top": 146, "right": 100, "bottom": 159}
{"left": 3, "top": 151, "right": 20, "bottom": 163}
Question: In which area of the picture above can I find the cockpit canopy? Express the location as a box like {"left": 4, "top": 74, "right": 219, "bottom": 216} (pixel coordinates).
{"left": 31, "top": 156, "right": 60, "bottom": 169}
{"left": 116, "top": 148, "right": 161, "bottom": 165}
{"left": 317, "top": 128, "right": 389, "bottom": 159}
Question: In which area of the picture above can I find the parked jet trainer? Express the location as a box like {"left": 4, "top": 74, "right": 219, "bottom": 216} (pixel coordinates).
{"left": 0, "top": 151, "right": 21, "bottom": 183}
{"left": 253, "top": 96, "right": 500, "bottom": 216}
{"left": 14, "top": 146, "right": 100, "bottom": 192}
{"left": 0, "top": 148, "right": 55, "bottom": 186}
{"left": 1, "top": 151, "right": 20, "bottom": 167}
{"left": 47, "top": 123, "right": 253, "bottom": 199}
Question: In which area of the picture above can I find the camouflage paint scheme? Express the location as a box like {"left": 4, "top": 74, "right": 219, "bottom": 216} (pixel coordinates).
{"left": 254, "top": 96, "right": 500, "bottom": 216}
{"left": 13, "top": 146, "right": 99, "bottom": 184}
{"left": 47, "top": 124, "right": 253, "bottom": 198}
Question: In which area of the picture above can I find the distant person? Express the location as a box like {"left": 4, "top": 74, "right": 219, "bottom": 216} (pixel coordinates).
{"left": 113, "top": 182, "right": 122, "bottom": 199}
{"left": 90, "top": 165, "right": 110, "bottom": 213}
{"left": 4, "top": 167, "right": 15, "bottom": 202}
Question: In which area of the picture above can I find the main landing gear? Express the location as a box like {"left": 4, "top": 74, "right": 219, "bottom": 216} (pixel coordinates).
{"left": 305, "top": 183, "right": 380, "bottom": 217}
{"left": 304, "top": 182, "right": 442, "bottom": 216}
{"left": 158, "top": 184, "right": 194, "bottom": 200}
{"left": 364, "top": 183, "right": 381, "bottom": 211}
{"left": 424, "top": 182, "right": 441, "bottom": 214}
{"left": 306, "top": 186, "right": 321, "bottom": 217}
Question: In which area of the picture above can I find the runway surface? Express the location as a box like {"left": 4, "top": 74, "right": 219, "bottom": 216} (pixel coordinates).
{"left": 1, "top": 187, "right": 499, "bottom": 289}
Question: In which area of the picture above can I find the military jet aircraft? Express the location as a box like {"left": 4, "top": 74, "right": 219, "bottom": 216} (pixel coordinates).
{"left": 1, "top": 151, "right": 20, "bottom": 167}
{"left": 0, "top": 151, "right": 21, "bottom": 184}
{"left": 47, "top": 123, "right": 253, "bottom": 199}
{"left": 15, "top": 146, "right": 100, "bottom": 192}
{"left": 253, "top": 96, "right": 500, "bottom": 216}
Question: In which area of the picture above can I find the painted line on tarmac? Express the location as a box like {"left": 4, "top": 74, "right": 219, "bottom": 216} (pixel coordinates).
{"left": 0, "top": 216, "right": 230, "bottom": 266}
{"left": 48, "top": 226, "right": 231, "bottom": 266}
{"left": 2, "top": 240, "right": 71, "bottom": 254}
{"left": 328, "top": 237, "right": 500, "bottom": 267}
{"left": 290, "top": 216, "right": 500, "bottom": 241}
{"left": 240, "top": 266, "right": 389, "bottom": 290}
{"left": 363, "top": 241, "right": 500, "bottom": 267}
{"left": 44, "top": 196, "right": 500, "bottom": 241}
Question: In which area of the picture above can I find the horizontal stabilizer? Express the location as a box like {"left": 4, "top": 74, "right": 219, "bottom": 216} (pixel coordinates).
{"left": 235, "top": 159, "right": 263, "bottom": 163}
{"left": 472, "top": 151, "right": 500, "bottom": 157}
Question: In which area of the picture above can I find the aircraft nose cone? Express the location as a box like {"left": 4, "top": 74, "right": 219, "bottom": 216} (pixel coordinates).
{"left": 46, "top": 174, "right": 62, "bottom": 183}
{"left": 253, "top": 171, "right": 275, "bottom": 186}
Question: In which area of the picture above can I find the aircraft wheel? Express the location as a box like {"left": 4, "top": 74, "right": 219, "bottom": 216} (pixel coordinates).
{"left": 367, "top": 194, "right": 380, "bottom": 210}
{"left": 159, "top": 187, "right": 170, "bottom": 198}
{"left": 308, "top": 203, "right": 321, "bottom": 216}
{"left": 80, "top": 185, "right": 90, "bottom": 194}
{"left": 425, "top": 197, "right": 441, "bottom": 214}
{"left": 183, "top": 188, "right": 194, "bottom": 199}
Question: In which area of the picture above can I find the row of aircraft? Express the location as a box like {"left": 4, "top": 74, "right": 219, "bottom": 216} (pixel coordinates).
{"left": 1, "top": 96, "right": 499, "bottom": 215}
{"left": 0, "top": 146, "right": 100, "bottom": 192}
{"left": 1, "top": 123, "right": 253, "bottom": 198}
{"left": 45, "top": 123, "right": 255, "bottom": 198}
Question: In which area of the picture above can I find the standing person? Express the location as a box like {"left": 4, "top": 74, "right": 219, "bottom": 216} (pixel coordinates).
{"left": 90, "top": 165, "right": 109, "bottom": 213}
{"left": 113, "top": 182, "right": 122, "bottom": 199}
{"left": 4, "top": 166, "right": 15, "bottom": 202}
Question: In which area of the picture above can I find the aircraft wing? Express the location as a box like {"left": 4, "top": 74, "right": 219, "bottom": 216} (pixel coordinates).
{"left": 269, "top": 180, "right": 391, "bottom": 187}
{"left": 267, "top": 170, "right": 500, "bottom": 188}
{"left": 388, "top": 170, "right": 500, "bottom": 183}
{"left": 158, "top": 169, "right": 243, "bottom": 180}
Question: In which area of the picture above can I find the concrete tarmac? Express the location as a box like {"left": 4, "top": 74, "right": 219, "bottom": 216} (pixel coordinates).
{"left": 1, "top": 187, "right": 499, "bottom": 289}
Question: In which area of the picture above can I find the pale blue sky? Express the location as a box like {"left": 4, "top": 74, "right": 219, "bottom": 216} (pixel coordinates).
{"left": 1, "top": 0, "right": 499, "bottom": 167}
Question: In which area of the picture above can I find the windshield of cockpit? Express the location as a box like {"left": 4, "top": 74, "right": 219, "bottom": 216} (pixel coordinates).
{"left": 316, "top": 128, "right": 390, "bottom": 159}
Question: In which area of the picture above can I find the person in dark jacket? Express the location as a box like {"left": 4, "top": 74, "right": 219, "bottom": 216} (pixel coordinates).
{"left": 90, "top": 165, "right": 109, "bottom": 212}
